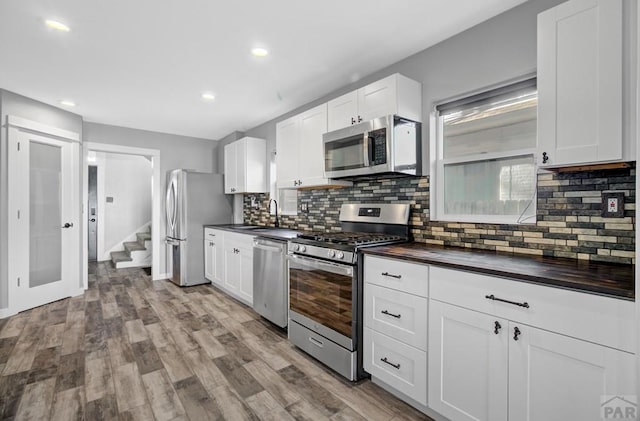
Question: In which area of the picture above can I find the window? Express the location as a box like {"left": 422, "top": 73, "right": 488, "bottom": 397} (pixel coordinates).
{"left": 431, "top": 78, "right": 537, "bottom": 224}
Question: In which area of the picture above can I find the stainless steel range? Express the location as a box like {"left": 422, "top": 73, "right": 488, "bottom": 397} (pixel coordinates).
{"left": 287, "top": 203, "right": 410, "bottom": 381}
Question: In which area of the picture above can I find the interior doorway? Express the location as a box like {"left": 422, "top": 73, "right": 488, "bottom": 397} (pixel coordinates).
{"left": 88, "top": 165, "right": 98, "bottom": 262}
{"left": 82, "top": 143, "right": 162, "bottom": 288}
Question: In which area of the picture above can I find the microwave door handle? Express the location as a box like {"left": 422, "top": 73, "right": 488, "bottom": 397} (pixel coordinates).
{"left": 362, "top": 133, "right": 370, "bottom": 167}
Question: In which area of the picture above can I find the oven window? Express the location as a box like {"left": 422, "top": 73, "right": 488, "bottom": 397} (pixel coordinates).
{"left": 289, "top": 263, "right": 352, "bottom": 338}
{"left": 324, "top": 134, "right": 366, "bottom": 172}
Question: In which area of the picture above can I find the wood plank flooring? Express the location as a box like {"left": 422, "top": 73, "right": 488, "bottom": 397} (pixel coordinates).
{"left": 0, "top": 262, "right": 431, "bottom": 420}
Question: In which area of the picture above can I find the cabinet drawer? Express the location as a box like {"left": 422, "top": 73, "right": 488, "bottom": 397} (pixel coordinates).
{"left": 204, "top": 228, "right": 220, "bottom": 239}
{"left": 364, "top": 256, "right": 428, "bottom": 297}
{"left": 363, "top": 328, "right": 427, "bottom": 406}
{"left": 430, "top": 266, "right": 635, "bottom": 353}
{"left": 364, "top": 284, "right": 427, "bottom": 350}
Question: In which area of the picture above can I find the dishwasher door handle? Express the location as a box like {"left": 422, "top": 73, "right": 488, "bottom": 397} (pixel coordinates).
{"left": 253, "top": 242, "right": 284, "bottom": 253}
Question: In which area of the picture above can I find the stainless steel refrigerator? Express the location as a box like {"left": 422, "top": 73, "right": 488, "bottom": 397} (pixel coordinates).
{"left": 165, "top": 169, "right": 232, "bottom": 286}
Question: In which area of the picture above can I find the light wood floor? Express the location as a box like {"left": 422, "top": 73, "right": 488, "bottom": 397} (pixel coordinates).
{"left": 0, "top": 262, "right": 431, "bottom": 420}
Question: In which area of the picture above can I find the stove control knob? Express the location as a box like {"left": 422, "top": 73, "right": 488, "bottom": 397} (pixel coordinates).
{"left": 300, "top": 245, "right": 307, "bottom": 252}
{"left": 337, "top": 251, "right": 345, "bottom": 260}
{"left": 292, "top": 244, "right": 299, "bottom": 252}
{"left": 328, "top": 250, "right": 336, "bottom": 258}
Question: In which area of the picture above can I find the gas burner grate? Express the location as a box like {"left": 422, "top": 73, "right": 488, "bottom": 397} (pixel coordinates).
{"left": 296, "top": 231, "right": 406, "bottom": 246}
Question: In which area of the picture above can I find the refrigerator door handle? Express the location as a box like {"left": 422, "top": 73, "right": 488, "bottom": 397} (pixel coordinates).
{"left": 166, "top": 178, "right": 177, "bottom": 234}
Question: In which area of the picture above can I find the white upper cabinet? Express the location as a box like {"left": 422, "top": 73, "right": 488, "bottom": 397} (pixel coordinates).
{"left": 276, "top": 103, "right": 351, "bottom": 189}
{"left": 327, "top": 73, "right": 422, "bottom": 132}
{"left": 537, "top": 0, "right": 631, "bottom": 167}
{"left": 224, "top": 136, "right": 267, "bottom": 194}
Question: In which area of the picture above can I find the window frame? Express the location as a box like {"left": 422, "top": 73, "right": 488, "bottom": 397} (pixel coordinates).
{"left": 429, "top": 77, "right": 538, "bottom": 225}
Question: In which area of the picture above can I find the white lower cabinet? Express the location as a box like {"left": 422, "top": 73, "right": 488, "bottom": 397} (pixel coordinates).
{"left": 428, "top": 299, "right": 636, "bottom": 421}
{"left": 509, "top": 323, "right": 635, "bottom": 421}
{"left": 204, "top": 228, "right": 253, "bottom": 306}
{"left": 363, "top": 255, "right": 428, "bottom": 407}
{"left": 428, "top": 300, "right": 508, "bottom": 421}
{"left": 223, "top": 232, "right": 253, "bottom": 305}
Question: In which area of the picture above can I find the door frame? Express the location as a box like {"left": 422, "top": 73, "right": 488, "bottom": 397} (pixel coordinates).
{"left": 6, "top": 115, "right": 82, "bottom": 316}
{"left": 82, "top": 142, "right": 162, "bottom": 287}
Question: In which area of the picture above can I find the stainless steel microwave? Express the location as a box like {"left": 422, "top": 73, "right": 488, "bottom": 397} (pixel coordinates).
{"left": 323, "top": 115, "right": 421, "bottom": 179}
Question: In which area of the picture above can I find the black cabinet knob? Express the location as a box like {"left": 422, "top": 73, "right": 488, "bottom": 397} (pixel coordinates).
{"left": 542, "top": 152, "right": 549, "bottom": 164}
{"left": 513, "top": 326, "right": 521, "bottom": 341}
{"left": 494, "top": 321, "right": 502, "bottom": 335}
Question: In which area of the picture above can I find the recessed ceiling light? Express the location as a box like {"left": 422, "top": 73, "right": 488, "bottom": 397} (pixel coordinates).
{"left": 45, "top": 19, "right": 70, "bottom": 32}
{"left": 60, "top": 100, "right": 76, "bottom": 107}
{"left": 251, "top": 47, "right": 269, "bottom": 57}
{"left": 201, "top": 92, "right": 215, "bottom": 101}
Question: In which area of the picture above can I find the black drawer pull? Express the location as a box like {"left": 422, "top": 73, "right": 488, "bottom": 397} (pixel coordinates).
{"left": 485, "top": 294, "right": 529, "bottom": 309}
{"left": 380, "top": 357, "right": 400, "bottom": 370}
{"left": 381, "top": 310, "right": 401, "bottom": 319}
{"left": 381, "top": 272, "right": 402, "bottom": 279}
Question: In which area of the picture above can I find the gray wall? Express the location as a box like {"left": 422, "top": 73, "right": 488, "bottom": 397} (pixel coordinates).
{"left": 241, "top": 0, "right": 565, "bottom": 179}
{"left": 0, "top": 89, "right": 83, "bottom": 310}
{"left": 82, "top": 122, "right": 222, "bottom": 275}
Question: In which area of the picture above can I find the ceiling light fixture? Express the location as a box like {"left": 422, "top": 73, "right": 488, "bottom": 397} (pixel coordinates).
{"left": 45, "top": 19, "right": 70, "bottom": 32}
{"left": 251, "top": 47, "right": 269, "bottom": 57}
{"left": 60, "top": 100, "right": 76, "bottom": 107}
{"left": 201, "top": 92, "right": 215, "bottom": 101}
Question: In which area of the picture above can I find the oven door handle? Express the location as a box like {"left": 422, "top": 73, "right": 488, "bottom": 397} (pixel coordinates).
{"left": 287, "top": 254, "right": 354, "bottom": 277}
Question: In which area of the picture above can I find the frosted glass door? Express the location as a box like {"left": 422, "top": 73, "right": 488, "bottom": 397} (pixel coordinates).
{"left": 29, "top": 141, "right": 62, "bottom": 287}
{"left": 8, "top": 124, "right": 79, "bottom": 313}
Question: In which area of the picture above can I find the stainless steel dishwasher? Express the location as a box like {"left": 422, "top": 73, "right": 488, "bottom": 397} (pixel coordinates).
{"left": 253, "top": 237, "right": 288, "bottom": 328}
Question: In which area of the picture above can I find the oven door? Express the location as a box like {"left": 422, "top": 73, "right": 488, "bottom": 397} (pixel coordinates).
{"left": 288, "top": 254, "right": 355, "bottom": 350}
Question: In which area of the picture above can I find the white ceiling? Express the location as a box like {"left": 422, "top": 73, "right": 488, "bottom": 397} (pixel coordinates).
{"left": 0, "top": 0, "right": 526, "bottom": 140}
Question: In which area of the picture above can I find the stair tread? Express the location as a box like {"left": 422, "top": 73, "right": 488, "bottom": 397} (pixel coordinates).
{"left": 137, "top": 232, "right": 152, "bottom": 241}
{"left": 111, "top": 251, "right": 132, "bottom": 262}
{"left": 124, "top": 241, "right": 146, "bottom": 251}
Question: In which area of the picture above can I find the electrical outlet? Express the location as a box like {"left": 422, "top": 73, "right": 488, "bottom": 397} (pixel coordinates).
{"left": 301, "top": 203, "right": 309, "bottom": 213}
{"left": 602, "top": 191, "right": 625, "bottom": 218}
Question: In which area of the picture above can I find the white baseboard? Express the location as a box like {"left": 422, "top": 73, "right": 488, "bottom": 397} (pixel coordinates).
{"left": 70, "top": 287, "right": 86, "bottom": 297}
{"left": 0, "top": 307, "right": 18, "bottom": 319}
{"left": 156, "top": 272, "right": 170, "bottom": 281}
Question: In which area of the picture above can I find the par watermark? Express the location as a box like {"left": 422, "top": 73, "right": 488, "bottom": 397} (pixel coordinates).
{"left": 601, "top": 395, "right": 637, "bottom": 419}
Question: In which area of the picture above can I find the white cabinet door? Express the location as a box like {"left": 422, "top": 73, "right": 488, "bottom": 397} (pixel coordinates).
{"left": 234, "top": 138, "right": 247, "bottom": 193}
{"left": 236, "top": 236, "right": 254, "bottom": 305}
{"left": 537, "top": 0, "right": 623, "bottom": 166}
{"left": 357, "top": 74, "right": 397, "bottom": 123}
{"left": 223, "top": 142, "right": 237, "bottom": 194}
{"left": 204, "top": 240, "right": 214, "bottom": 282}
{"left": 224, "top": 137, "right": 267, "bottom": 193}
{"left": 276, "top": 116, "right": 299, "bottom": 189}
{"left": 509, "top": 323, "right": 636, "bottom": 421}
{"left": 213, "top": 233, "right": 225, "bottom": 286}
{"left": 428, "top": 300, "right": 508, "bottom": 421}
{"left": 298, "top": 103, "right": 328, "bottom": 187}
{"left": 327, "top": 90, "right": 358, "bottom": 131}
{"left": 224, "top": 240, "right": 241, "bottom": 294}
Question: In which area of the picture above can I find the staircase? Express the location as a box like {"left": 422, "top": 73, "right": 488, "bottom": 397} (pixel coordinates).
{"left": 110, "top": 230, "right": 152, "bottom": 269}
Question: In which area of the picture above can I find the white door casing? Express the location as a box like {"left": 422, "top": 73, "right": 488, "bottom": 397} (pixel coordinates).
{"left": 7, "top": 116, "right": 81, "bottom": 314}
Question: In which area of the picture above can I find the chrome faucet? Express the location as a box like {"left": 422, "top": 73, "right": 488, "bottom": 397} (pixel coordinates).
{"left": 268, "top": 198, "right": 280, "bottom": 228}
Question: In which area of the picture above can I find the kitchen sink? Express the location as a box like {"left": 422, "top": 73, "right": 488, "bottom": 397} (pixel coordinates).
{"left": 233, "top": 225, "right": 264, "bottom": 230}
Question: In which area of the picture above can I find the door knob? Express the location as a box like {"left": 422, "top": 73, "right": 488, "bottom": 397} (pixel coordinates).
{"left": 62, "top": 222, "right": 74, "bottom": 228}
{"left": 90, "top": 218, "right": 96, "bottom": 222}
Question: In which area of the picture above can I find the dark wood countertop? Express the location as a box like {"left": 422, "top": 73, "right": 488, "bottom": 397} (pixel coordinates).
{"left": 363, "top": 243, "right": 635, "bottom": 300}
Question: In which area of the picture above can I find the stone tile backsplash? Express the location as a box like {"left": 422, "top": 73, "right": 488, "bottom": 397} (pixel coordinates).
{"left": 243, "top": 164, "right": 635, "bottom": 264}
